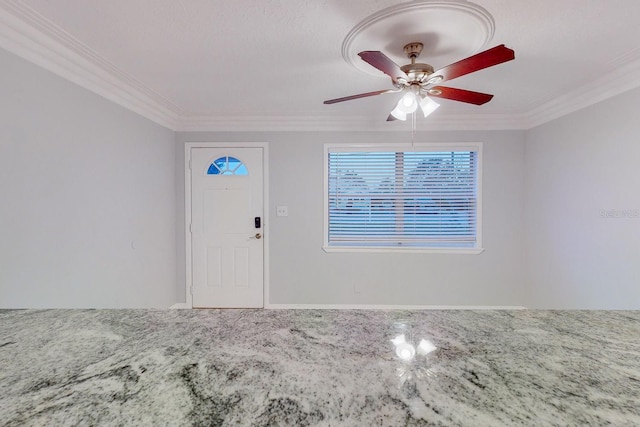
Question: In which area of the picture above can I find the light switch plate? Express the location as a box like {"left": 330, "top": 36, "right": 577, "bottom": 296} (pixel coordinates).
{"left": 276, "top": 206, "right": 288, "bottom": 217}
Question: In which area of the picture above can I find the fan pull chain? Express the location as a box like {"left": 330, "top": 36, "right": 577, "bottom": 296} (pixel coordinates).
{"left": 411, "top": 111, "right": 416, "bottom": 147}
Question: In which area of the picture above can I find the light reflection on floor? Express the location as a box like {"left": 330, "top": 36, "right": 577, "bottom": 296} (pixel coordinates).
{"left": 390, "top": 321, "right": 437, "bottom": 385}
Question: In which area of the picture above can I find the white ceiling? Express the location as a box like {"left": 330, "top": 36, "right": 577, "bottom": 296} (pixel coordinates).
{"left": 1, "top": 0, "right": 640, "bottom": 131}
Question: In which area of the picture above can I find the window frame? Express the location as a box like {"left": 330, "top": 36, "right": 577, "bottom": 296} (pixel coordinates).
{"left": 323, "top": 142, "right": 484, "bottom": 254}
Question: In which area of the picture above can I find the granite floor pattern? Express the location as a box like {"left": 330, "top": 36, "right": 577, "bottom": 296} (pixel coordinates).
{"left": 0, "top": 309, "right": 639, "bottom": 426}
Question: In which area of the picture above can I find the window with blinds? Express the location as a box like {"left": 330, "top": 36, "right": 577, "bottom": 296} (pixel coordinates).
{"left": 324, "top": 144, "right": 482, "bottom": 252}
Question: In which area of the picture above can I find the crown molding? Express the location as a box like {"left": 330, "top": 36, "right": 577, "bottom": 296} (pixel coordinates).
{"left": 1, "top": 0, "right": 640, "bottom": 133}
{"left": 176, "top": 112, "right": 528, "bottom": 132}
{"left": 0, "top": 0, "right": 182, "bottom": 130}
{"left": 523, "top": 55, "right": 640, "bottom": 129}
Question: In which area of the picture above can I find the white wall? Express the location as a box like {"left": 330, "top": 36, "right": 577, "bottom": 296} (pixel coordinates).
{"left": 0, "top": 49, "right": 177, "bottom": 308}
{"left": 177, "top": 130, "right": 526, "bottom": 307}
{"left": 525, "top": 86, "right": 640, "bottom": 309}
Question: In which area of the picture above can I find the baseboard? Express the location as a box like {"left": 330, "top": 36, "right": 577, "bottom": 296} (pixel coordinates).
{"left": 169, "top": 303, "right": 191, "bottom": 309}
{"left": 170, "top": 302, "right": 527, "bottom": 310}
{"left": 264, "top": 304, "right": 528, "bottom": 310}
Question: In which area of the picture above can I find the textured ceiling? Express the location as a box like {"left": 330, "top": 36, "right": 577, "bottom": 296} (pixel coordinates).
{"left": 3, "top": 0, "right": 640, "bottom": 130}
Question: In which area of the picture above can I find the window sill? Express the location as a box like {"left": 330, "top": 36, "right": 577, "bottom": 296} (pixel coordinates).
{"left": 322, "top": 246, "right": 485, "bottom": 254}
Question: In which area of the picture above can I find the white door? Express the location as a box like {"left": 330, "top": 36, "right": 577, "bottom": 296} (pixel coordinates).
{"left": 190, "top": 147, "right": 264, "bottom": 308}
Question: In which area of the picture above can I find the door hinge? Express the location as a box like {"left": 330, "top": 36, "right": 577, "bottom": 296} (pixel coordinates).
{"left": 189, "top": 223, "right": 192, "bottom": 233}
{"left": 188, "top": 159, "right": 192, "bottom": 170}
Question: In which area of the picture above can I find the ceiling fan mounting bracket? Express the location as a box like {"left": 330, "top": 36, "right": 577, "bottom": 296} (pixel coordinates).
{"left": 403, "top": 42, "right": 424, "bottom": 60}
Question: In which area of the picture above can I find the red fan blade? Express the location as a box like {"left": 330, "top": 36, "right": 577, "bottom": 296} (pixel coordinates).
{"left": 428, "top": 86, "right": 494, "bottom": 105}
{"left": 430, "top": 45, "right": 515, "bottom": 83}
{"left": 358, "top": 51, "right": 409, "bottom": 84}
{"left": 324, "top": 89, "right": 396, "bottom": 104}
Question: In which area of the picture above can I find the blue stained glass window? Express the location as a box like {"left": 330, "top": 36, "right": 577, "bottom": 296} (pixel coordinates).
{"left": 207, "top": 156, "right": 248, "bottom": 176}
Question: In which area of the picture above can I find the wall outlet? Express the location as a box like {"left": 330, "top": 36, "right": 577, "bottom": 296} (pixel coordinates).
{"left": 276, "top": 206, "right": 288, "bottom": 217}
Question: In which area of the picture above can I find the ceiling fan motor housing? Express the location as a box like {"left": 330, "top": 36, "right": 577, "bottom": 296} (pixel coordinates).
{"left": 399, "top": 42, "right": 435, "bottom": 84}
{"left": 400, "top": 63, "right": 435, "bottom": 83}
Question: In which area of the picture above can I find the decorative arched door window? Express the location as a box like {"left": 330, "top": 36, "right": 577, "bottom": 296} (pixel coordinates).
{"left": 207, "top": 156, "right": 248, "bottom": 175}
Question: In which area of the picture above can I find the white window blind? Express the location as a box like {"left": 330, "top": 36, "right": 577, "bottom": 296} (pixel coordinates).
{"left": 325, "top": 145, "right": 481, "bottom": 250}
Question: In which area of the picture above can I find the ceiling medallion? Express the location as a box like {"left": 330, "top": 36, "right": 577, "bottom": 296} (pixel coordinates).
{"left": 342, "top": 0, "right": 495, "bottom": 77}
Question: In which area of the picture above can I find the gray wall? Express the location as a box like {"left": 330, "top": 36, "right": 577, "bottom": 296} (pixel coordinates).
{"left": 177, "top": 130, "right": 527, "bottom": 306}
{"left": 5, "top": 41, "right": 639, "bottom": 309}
{"left": 0, "top": 49, "right": 177, "bottom": 308}
{"left": 525, "top": 86, "right": 640, "bottom": 309}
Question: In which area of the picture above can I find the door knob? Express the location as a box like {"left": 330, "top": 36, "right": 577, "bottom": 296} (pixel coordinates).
{"left": 254, "top": 233, "right": 262, "bottom": 239}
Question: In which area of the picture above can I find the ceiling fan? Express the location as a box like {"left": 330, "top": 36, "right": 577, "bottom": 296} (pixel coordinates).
{"left": 324, "top": 42, "right": 515, "bottom": 121}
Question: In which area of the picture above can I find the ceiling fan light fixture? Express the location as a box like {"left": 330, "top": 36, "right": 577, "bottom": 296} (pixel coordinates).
{"left": 419, "top": 95, "right": 440, "bottom": 118}
{"left": 397, "top": 91, "right": 419, "bottom": 114}
{"left": 390, "top": 104, "right": 408, "bottom": 121}
{"left": 390, "top": 91, "right": 419, "bottom": 120}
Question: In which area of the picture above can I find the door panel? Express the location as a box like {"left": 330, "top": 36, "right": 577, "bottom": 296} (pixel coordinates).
{"left": 206, "top": 247, "right": 222, "bottom": 288}
{"left": 191, "top": 147, "right": 264, "bottom": 308}
{"left": 202, "top": 189, "right": 251, "bottom": 233}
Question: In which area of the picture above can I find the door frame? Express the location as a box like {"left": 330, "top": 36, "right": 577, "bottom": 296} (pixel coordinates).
{"left": 184, "top": 142, "right": 269, "bottom": 308}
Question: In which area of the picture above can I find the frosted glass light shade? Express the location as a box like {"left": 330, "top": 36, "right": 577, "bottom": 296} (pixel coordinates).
{"left": 390, "top": 92, "right": 440, "bottom": 120}
{"left": 419, "top": 96, "right": 440, "bottom": 118}
{"left": 398, "top": 92, "right": 419, "bottom": 113}
{"left": 390, "top": 104, "right": 408, "bottom": 120}
{"left": 390, "top": 92, "right": 420, "bottom": 120}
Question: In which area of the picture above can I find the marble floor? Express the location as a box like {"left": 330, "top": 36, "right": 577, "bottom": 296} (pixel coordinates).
{"left": 0, "top": 309, "right": 639, "bottom": 426}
